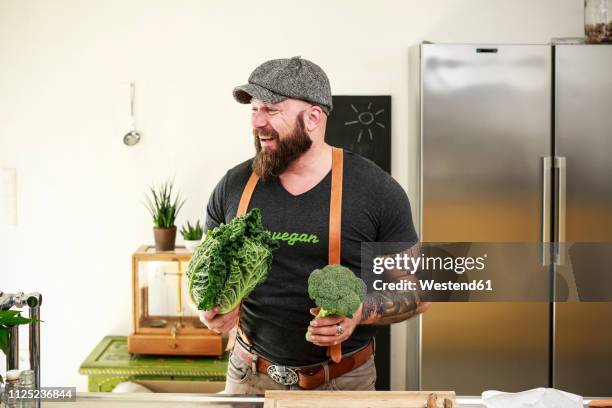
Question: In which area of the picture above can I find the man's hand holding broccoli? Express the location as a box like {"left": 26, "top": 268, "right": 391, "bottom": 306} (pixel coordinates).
{"left": 306, "top": 304, "right": 363, "bottom": 347}
{"left": 305, "top": 264, "right": 367, "bottom": 361}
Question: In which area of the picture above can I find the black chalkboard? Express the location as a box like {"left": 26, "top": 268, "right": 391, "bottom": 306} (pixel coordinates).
{"left": 326, "top": 95, "right": 391, "bottom": 173}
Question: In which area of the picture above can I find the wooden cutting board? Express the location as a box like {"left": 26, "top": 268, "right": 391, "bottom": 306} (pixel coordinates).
{"left": 264, "top": 391, "right": 457, "bottom": 408}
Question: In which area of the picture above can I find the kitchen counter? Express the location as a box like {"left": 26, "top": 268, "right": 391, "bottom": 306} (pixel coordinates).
{"left": 42, "top": 393, "right": 263, "bottom": 407}
{"left": 39, "top": 392, "right": 611, "bottom": 407}
{"left": 43, "top": 393, "right": 481, "bottom": 407}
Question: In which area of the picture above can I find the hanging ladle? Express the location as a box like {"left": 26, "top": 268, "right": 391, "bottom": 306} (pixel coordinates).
{"left": 123, "top": 82, "right": 141, "bottom": 146}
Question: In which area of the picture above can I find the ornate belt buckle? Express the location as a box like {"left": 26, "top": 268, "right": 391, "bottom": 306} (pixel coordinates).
{"left": 267, "top": 364, "right": 299, "bottom": 386}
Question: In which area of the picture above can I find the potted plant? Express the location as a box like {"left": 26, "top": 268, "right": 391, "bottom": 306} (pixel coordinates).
{"left": 144, "top": 180, "right": 185, "bottom": 251}
{"left": 0, "top": 309, "right": 34, "bottom": 384}
{"left": 180, "top": 220, "right": 204, "bottom": 252}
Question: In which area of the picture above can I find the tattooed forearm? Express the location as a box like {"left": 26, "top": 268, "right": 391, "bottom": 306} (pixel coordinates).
{"left": 360, "top": 242, "right": 430, "bottom": 325}
{"left": 361, "top": 287, "right": 421, "bottom": 325}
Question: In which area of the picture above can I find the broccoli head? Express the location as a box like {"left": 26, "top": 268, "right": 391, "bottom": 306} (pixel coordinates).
{"left": 307, "top": 264, "right": 367, "bottom": 319}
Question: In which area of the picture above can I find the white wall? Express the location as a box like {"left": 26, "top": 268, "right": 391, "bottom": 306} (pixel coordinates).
{"left": 0, "top": 0, "right": 583, "bottom": 391}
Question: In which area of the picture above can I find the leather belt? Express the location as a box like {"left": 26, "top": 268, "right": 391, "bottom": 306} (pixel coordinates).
{"left": 232, "top": 340, "right": 374, "bottom": 390}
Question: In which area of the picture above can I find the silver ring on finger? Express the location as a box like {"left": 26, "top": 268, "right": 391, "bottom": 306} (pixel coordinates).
{"left": 335, "top": 323, "right": 344, "bottom": 336}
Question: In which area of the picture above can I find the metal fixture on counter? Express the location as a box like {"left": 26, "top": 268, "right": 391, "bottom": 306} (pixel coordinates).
{"left": 123, "top": 81, "right": 141, "bottom": 146}
{"left": 0, "top": 291, "right": 42, "bottom": 394}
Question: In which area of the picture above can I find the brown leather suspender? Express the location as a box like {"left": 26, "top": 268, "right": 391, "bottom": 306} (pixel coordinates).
{"left": 235, "top": 146, "right": 344, "bottom": 363}
{"left": 232, "top": 170, "right": 260, "bottom": 349}
{"left": 237, "top": 171, "right": 259, "bottom": 217}
{"left": 326, "top": 147, "right": 343, "bottom": 363}
{"left": 328, "top": 147, "right": 343, "bottom": 264}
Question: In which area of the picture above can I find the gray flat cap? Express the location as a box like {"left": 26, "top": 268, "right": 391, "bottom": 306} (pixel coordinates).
{"left": 233, "top": 56, "right": 333, "bottom": 114}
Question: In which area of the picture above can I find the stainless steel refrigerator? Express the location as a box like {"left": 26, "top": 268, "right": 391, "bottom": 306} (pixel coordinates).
{"left": 419, "top": 42, "right": 612, "bottom": 396}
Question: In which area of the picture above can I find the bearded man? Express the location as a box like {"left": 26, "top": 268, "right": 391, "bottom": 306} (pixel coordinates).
{"left": 198, "top": 56, "right": 429, "bottom": 393}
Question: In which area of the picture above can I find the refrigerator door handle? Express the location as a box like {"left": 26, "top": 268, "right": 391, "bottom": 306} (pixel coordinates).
{"left": 476, "top": 47, "right": 499, "bottom": 53}
{"left": 554, "top": 157, "right": 567, "bottom": 265}
{"left": 542, "top": 157, "right": 553, "bottom": 266}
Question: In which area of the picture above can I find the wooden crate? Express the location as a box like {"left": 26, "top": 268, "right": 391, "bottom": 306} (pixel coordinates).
{"left": 128, "top": 245, "right": 223, "bottom": 356}
{"left": 128, "top": 333, "right": 223, "bottom": 356}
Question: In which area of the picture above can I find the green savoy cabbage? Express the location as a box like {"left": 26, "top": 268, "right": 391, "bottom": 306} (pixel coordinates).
{"left": 187, "top": 208, "right": 278, "bottom": 313}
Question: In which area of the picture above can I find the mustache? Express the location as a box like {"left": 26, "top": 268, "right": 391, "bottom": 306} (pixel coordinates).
{"left": 253, "top": 127, "right": 279, "bottom": 139}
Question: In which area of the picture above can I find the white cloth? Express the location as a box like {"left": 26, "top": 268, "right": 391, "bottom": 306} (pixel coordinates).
{"left": 482, "top": 388, "right": 583, "bottom": 408}
{"left": 112, "top": 381, "right": 153, "bottom": 393}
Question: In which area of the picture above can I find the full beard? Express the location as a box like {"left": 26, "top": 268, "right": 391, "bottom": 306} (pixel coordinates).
{"left": 252, "top": 113, "right": 312, "bottom": 180}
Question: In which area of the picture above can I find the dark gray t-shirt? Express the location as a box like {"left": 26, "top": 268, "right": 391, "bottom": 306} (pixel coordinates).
{"left": 205, "top": 149, "right": 418, "bottom": 366}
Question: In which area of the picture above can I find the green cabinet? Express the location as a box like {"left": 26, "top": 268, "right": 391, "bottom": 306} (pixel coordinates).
{"left": 79, "top": 336, "right": 228, "bottom": 392}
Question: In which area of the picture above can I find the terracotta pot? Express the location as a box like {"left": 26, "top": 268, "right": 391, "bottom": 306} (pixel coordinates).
{"left": 153, "top": 227, "right": 177, "bottom": 251}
